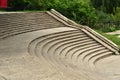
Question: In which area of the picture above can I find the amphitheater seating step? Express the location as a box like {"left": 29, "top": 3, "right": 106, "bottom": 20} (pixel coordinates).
{"left": 0, "top": 10, "right": 119, "bottom": 80}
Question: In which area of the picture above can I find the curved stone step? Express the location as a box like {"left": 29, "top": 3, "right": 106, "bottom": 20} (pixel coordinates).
{"left": 29, "top": 34, "right": 78, "bottom": 75}
{"left": 82, "top": 48, "right": 109, "bottom": 68}
{"left": 1, "top": 26, "right": 75, "bottom": 39}
{"left": 62, "top": 41, "right": 99, "bottom": 58}
{"left": 0, "top": 11, "right": 116, "bottom": 80}
{"left": 30, "top": 29, "right": 93, "bottom": 75}
{"left": 89, "top": 51, "right": 113, "bottom": 66}
{"left": 47, "top": 36, "right": 89, "bottom": 54}
{"left": 82, "top": 47, "right": 107, "bottom": 61}
{"left": 27, "top": 29, "right": 81, "bottom": 75}
{"left": 84, "top": 49, "right": 110, "bottom": 62}
{"left": 31, "top": 31, "right": 81, "bottom": 59}
{"left": 0, "top": 12, "right": 69, "bottom": 39}
{"left": 40, "top": 39, "right": 96, "bottom": 70}
{"left": 71, "top": 44, "right": 102, "bottom": 63}
{"left": 28, "top": 30, "right": 79, "bottom": 56}
{"left": 39, "top": 34, "right": 84, "bottom": 60}
{"left": 53, "top": 38, "right": 92, "bottom": 55}
{"left": 34, "top": 38, "right": 102, "bottom": 80}
{"left": 43, "top": 36, "right": 91, "bottom": 68}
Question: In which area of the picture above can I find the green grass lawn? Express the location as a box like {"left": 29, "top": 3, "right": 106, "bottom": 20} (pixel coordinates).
{"left": 95, "top": 30, "right": 120, "bottom": 48}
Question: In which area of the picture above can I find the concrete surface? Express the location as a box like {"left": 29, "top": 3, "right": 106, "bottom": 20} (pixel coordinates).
{"left": 0, "top": 11, "right": 120, "bottom": 80}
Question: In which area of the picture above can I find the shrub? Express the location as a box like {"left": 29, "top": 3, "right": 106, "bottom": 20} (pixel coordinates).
{"left": 8, "top": 0, "right": 97, "bottom": 27}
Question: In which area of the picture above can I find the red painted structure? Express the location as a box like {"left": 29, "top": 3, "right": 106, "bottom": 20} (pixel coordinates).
{"left": 0, "top": 0, "right": 8, "bottom": 8}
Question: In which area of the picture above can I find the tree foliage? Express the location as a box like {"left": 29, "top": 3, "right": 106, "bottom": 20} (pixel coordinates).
{"left": 8, "top": 0, "right": 97, "bottom": 26}
{"left": 91, "top": 0, "right": 120, "bottom": 14}
{"left": 8, "top": 0, "right": 120, "bottom": 31}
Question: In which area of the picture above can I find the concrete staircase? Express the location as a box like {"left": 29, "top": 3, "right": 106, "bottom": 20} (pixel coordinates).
{"left": 0, "top": 9, "right": 119, "bottom": 80}
{"left": 0, "top": 12, "right": 66, "bottom": 39}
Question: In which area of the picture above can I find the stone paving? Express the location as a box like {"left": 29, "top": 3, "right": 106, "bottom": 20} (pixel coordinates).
{"left": 0, "top": 9, "right": 120, "bottom": 80}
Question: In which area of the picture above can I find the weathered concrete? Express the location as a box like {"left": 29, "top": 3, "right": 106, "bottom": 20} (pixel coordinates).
{"left": 0, "top": 10, "right": 120, "bottom": 80}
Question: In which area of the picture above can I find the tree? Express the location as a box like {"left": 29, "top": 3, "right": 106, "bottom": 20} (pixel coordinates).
{"left": 91, "top": 0, "right": 120, "bottom": 14}
{"left": 90, "top": 0, "right": 102, "bottom": 10}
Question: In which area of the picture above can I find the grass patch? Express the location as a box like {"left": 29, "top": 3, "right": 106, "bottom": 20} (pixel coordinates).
{"left": 95, "top": 30, "right": 120, "bottom": 48}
